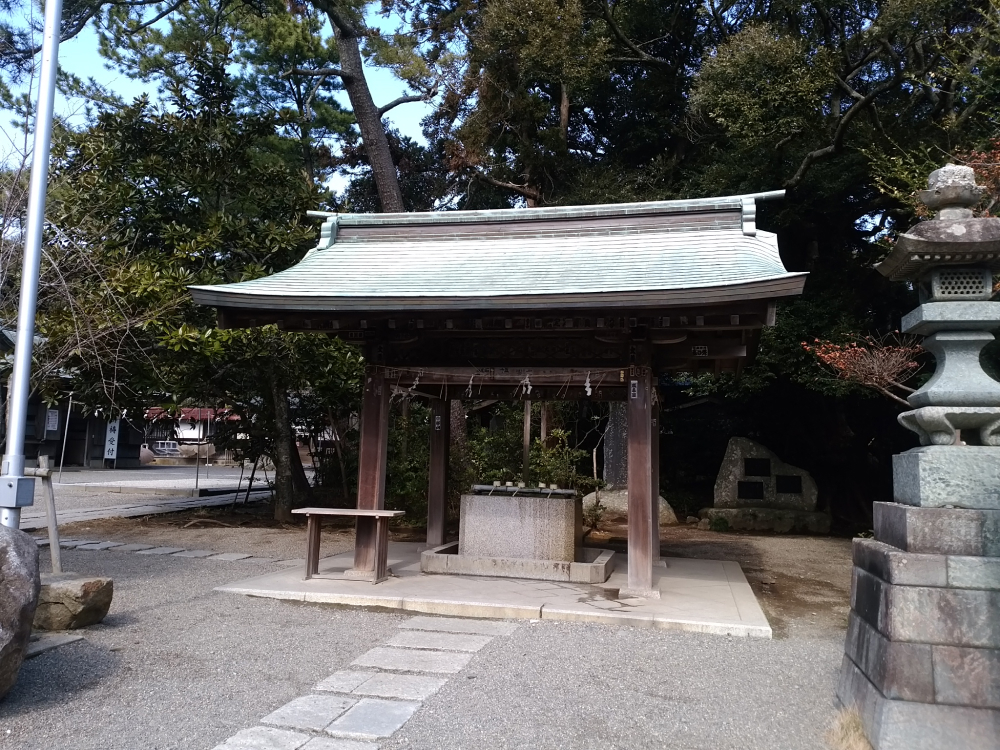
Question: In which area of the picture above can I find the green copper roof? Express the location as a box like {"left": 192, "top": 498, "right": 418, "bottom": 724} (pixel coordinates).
{"left": 190, "top": 192, "right": 806, "bottom": 312}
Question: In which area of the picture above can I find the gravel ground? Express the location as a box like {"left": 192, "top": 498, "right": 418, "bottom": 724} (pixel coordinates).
{"left": 1, "top": 540, "right": 406, "bottom": 750}
{"left": 31, "top": 467, "right": 253, "bottom": 513}
{"left": 389, "top": 623, "right": 842, "bottom": 750}
{"left": 2, "top": 528, "right": 847, "bottom": 750}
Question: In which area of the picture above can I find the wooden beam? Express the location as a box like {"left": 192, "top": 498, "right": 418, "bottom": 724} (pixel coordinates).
{"left": 353, "top": 367, "right": 390, "bottom": 572}
{"left": 426, "top": 398, "right": 449, "bottom": 547}
{"left": 624, "top": 365, "right": 657, "bottom": 597}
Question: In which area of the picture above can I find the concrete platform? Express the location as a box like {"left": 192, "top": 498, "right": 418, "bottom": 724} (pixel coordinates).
{"left": 216, "top": 542, "right": 772, "bottom": 638}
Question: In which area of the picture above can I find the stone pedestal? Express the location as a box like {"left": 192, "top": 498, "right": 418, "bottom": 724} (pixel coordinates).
{"left": 458, "top": 493, "right": 580, "bottom": 561}
{"left": 838, "top": 501, "right": 1000, "bottom": 749}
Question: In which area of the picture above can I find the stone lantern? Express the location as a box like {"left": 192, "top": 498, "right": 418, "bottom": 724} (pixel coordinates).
{"left": 838, "top": 164, "right": 1000, "bottom": 749}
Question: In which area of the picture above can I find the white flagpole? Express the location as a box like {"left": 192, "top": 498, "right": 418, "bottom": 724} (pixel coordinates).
{"left": 1, "top": 0, "right": 64, "bottom": 529}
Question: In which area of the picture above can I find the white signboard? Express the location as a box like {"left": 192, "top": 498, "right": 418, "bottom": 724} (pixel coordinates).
{"left": 104, "top": 420, "right": 120, "bottom": 460}
{"left": 45, "top": 409, "right": 59, "bottom": 433}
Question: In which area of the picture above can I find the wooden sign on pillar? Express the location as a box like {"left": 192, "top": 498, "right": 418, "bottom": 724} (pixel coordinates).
{"left": 625, "top": 366, "right": 658, "bottom": 597}
{"left": 354, "top": 367, "right": 390, "bottom": 572}
{"left": 426, "top": 398, "right": 449, "bottom": 547}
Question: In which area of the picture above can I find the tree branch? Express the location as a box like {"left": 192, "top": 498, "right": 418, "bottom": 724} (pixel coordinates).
{"left": 309, "top": 0, "right": 359, "bottom": 38}
{"left": 785, "top": 72, "right": 904, "bottom": 189}
{"left": 874, "top": 384, "right": 912, "bottom": 407}
{"left": 129, "top": 0, "right": 187, "bottom": 33}
{"left": 284, "top": 66, "right": 352, "bottom": 83}
{"left": 601, "top": 0, "right": 668, "bottom": 67}
{"left": 377, "top": 94, "right": 426, "bottom": 117}
{"left": 475, "top": 172, "right": 542, "bottom": 204}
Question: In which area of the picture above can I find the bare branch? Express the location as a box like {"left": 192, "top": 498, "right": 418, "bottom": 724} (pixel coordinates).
{"left": 475, "top": 172, "right": 543, "bottom": 204}
{"left": 284, "top": 66, "right": 351, "bottom": 82}
{"left": 785, "top": 71, "right": 904, "bottom": 189}
{"left": 129, "top": 0, "right": 188, "bottom": 33}
{"left": 377, "top": 94, "right": 427, "bottom": 117}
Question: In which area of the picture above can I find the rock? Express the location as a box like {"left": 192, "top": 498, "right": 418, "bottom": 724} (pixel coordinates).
{"left": 33, "top": 574, "right": 113, "bottom": 631}
{"left": 697, "top": 518, "right": 710, "bottom": 530}
{"left": 714, "top": 437, "right": 819, "bottom": 512}
{"left": 0, "top": 525, "right": 40, "bottom": 700}
{"left": 701, "top": 508, "right": 831, "bottom": 534}
{"left": 686, "top": 516, "right": 699, "bottom": 525}
{"left": 581, "top": 489, "right": 679, "bottom": 525}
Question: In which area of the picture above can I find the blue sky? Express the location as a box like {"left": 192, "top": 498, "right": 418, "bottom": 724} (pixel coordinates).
{"left": 3, "top": 15, "right": 433, "bottom": 168}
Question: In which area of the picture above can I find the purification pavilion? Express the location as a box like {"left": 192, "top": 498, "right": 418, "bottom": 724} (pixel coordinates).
{"left": 189, "top": 193, "right": 806, "bottom": 597}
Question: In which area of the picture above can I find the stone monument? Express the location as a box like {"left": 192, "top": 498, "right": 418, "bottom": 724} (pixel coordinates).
{"left": 837, "top": 164, "right": 1000, "bottom": 749}
{"left": 704, "top": 437, "right": 829, "bottom": 533}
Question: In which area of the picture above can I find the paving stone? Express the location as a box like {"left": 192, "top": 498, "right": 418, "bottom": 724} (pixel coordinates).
{"left": 73, "top": 542, "right": 125, "bottom": 551}
{"left": 276, "top": 559, "right": 305, "bottom": 567}
{"left": 32, "top": 537, "right": 50, "bottom": 547}
{"left": 25, "top": 633, "right": 83, "bottom": 659}
{"left": 109, "top": 544, "right": 154, "bottom": 552}
{"left": 315, "top": 671, "right": 377, "bottom": 694}
{"left": 261, "top": 695, "right": 356, "bottom": 732}
{"left": 172, "top": 549, "right": 216, "bottom": 558}
{"left": 302, "top": 739, "right": 379, "bottom": 750}
{"left": 399, "top": 616, "right": 519, "bottom": 636}
{"left": 325, "top": 698, "right": 421, "bottom": 740}
{"left": 209, "top": 552, "right": 254, "bottom": 561}
{"left": 352, "top": 646, "right": 473, "bottom": 674}
{"left": 212, "top": 726, "right": 311, "bottom": 750}
{"left": 352, "top": 673, "right": 447, "bottom": 701}
{"left": 135, "top": 547, "right": 185, "bottom": 555}
{"left": 59, "top": 539, "right": 98, "bottom": 548}
{"left": 387, "top": 630, "right": 492, "bottom": 652}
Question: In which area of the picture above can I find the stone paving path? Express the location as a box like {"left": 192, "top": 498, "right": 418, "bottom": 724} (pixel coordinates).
{"left": 211, "top": 615, "right": 520, "bottom": 750}
{"left": 19, "top": 490, "right": 271, "bottom": 531}
{"left": 31, "top": 535, "right": 302, "bottom": 566}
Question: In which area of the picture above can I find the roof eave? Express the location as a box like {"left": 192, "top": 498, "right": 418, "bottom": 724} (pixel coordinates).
{"left": 189, "top": 273, "right": 807, "bottom": 314}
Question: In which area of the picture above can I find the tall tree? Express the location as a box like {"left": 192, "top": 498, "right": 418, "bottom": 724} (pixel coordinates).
{"left": 34, "top": 57, "right": 364, "bottom": 519}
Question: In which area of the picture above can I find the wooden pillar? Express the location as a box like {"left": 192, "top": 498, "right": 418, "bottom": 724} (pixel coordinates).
{"left": 426, "top": 397, "right": 449, "bottom": 547}
{"left": 625, "top": 366, "right": 658, "bottom": 597}
{"left": 353, "top": 367, "right": 390, "bottom": 572}
{"left": 650, "top": 397, "right": 661, "bottom": 563}
{"left": 522, "top": 399, "right": 532, "bottom": 481}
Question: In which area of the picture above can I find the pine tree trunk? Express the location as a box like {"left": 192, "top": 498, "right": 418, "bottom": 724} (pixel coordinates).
{"left": 270, "top": 376, "right": 305, "bottom": 522}
{"left": 331, "top": 25, "right": 405, "bottom": 213}
{"left": 603, "top": 402, "right": 628, "bottom": 489}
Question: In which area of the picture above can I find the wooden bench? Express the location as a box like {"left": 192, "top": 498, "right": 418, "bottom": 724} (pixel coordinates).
{"left": 291, "top": 508, "right": 405, "bottom": 584}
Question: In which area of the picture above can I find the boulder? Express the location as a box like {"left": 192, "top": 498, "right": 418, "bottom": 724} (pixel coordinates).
{"left": 33, "top": 574, "right": 113, "bottom": 631}
{"left": 714, "top": 437, "right": 819, "bottom": 512}
{"left": 582, "top": 489, "right": 679, "bottom": 525}
{"left": 0, "top": 525, "right": 40, "bottom": 700}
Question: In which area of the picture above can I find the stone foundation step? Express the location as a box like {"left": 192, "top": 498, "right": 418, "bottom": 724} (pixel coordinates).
{"left": 874, "top": 502, "right": 1000, "bottom": 557}
{"left": 853, "top": 538, "right": 1000, "bottom": 589}
{"left": 844, "top": 611, "right": 1000, "bottom": 709}
{"left": 838, "top": 653, "right": 1000, "bottom": 750}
